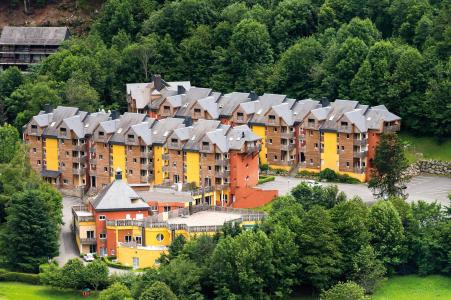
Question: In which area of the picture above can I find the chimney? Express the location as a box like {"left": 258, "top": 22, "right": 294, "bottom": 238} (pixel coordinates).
{"left": 153, "top": 74, "right": 162, "bottom": 91}
{"left": 177, "top": 85, "right": 186, "bottom": 95}
{"left": 184, "top": 117, "right": 193, "bottom": 127}
{"left": 111, "top": 110, "right": 121, "bottom": 120}
{"left": 320, "top": 97, "right": 330, "bottom": 107}
{"left": 44, "top": 104, "right": 53, "bottom": 113}
{"left": 115, "top": 168, "right": 123, "bottom": 180}
{"left": 249, "top": 91, "right": 258, "bottom": 101}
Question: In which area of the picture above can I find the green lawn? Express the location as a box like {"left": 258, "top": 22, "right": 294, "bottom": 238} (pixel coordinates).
{"left": 371, "top": 275, "right": 451, "bottom": 300}
{"left": 400, "top": 133, "right": 451, "bottom": 162}
{"left": 0, "top": 282, "right": 98, "bottom": 300}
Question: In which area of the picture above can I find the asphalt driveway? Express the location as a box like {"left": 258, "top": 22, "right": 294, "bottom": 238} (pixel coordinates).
{"left": 259, "top": 175, "right": 451, "bottom": 205}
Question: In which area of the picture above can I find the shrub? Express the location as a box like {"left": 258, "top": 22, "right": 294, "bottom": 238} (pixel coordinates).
{"left": 259, "top": 164, "right": 269, "bottom": 172}
{"left": 102, "top": 257, "right": 132, "bottom": 270}
{"left": 269, "top": 167, "right": 288, "bottom": 175}
{"left": 297, "top": 170, "right": 319, "bottom": 178}
{"left": 258, "top": 175, "right": 275, "bottom": 184}
{"left": 0, "top": 269, "right": 40, "bottom": 285}
{"left": 319, "top": 168, "right": 360, "bottom": 184}
{"left": 321, "top": 281, "right": 365, "bottom": 300}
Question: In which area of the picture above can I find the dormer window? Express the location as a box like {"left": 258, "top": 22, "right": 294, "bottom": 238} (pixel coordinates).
{"left": 269, "top": 115, "right": 276, "bottom": 120}
{"left": 171, "top": 138, "right": 177, "bottom": 143}
{"left": 341, "top": 121, "right": 348, "bottom": 126}
{"left": 31, "top": 125, "right": 37, "bottom": 129}
{"left": 127, "top": 134, "right": 134, "bottom": 139}
{"left": 308, "top": 118, "right": 315, "bottom": 123}
{"left": 194, "top": 108, "right": 201, "bottom": 113}
{"left": 163, "top": 105, "right": 170, "bottom": 112}
{"left": 99, "top": 131, "right": 104, "bottom": 136}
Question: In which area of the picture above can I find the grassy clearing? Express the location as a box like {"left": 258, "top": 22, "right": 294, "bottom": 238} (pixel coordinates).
{"left": 0, "top": 282, "right": 98, "bottom": 300}
{"left": 400, "top": 133, "right": 451, "bottom": 162}
{"left": 371, "top": 275, "right": 451, "bottom": 300}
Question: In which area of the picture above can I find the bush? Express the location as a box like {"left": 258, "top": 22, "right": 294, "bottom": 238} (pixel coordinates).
{"left": 297, "top": 170, "right": 319, "bottom": 179}
{"left": 259, "top": 164, "right": 269, "bottom": 172}
{"left": 269, "top": 167, "right": 288, "bottom": 175}
{"left": 319, "top": 168, "right": 360, "bottom": 184}
{"left": 321, "top": 281, "right": 365, "bottom": 300}
{"left": 258, "top": 175, "right": 275, "bottom": 184}
{"left": 102, "top": 257, "right": 132, "bottom": 270}
{"left": 0, "top": 269, "right": 40, "bottom": 285}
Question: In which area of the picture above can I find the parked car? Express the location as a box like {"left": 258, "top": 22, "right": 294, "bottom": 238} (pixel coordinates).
{"left": 304, "top": 179, "right": 320, "bottom": 186}
{"left": 83, "top": 253, "right": 95, "bottom": 262}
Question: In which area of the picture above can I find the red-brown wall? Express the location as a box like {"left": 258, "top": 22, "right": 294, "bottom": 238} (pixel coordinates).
{"left": 366, "top": 130, "right": 380, "bottom": 181}
{"left": 231, "top": 186, "right": 278, "bottom": 208}
{"left": 229, "top": 151, "right": 259, "bottom": 191}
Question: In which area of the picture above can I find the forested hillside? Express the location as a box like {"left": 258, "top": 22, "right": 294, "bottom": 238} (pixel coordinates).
{"left": 0, "top": 0, "right": 449, "bottom": 138}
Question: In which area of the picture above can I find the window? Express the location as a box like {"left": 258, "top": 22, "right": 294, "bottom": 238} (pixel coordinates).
{"left": 341, "top": 146, "right": 345, "bottom": 151}
{"left": 346, "top": 134, "right": 350, "bottom": 139}
{"left": 194, "top": 108, "right": 201, "bottom": 113}
{"left": 274, "top": 155, "right": 278, "bottom": 160}
{"left": 32, "top": 148, "right": 36, "bottom": 153}
{"left": 104, "top": 167, "right": 108, "bottom": 172}
{"left": 61, "top": 140, "right": 64, "bottom": 144}
{"left": 269, "top": 139, "right": 273, "bottom": 144}
{"left": 133, "top": 158, "right": 137, "bottom": 163}
{"left": 341, "top": 122, "right": 348, "bottom": 126}
{"left": 125, "top": 235, "right": 132, "bottom": 243}
{"left": 129, "top": 170, "right": 133, "bottom": 175}
{"left": 99, "top": 215, "right": 106, "bottom": 220}
{"left": 99, "top": 131, "right": 104, "bottom": 136}
{"left": 346, "top": 162, "right": 350, "bottom": 167}
{"left": 37, "top": 160, "right": 41, "bottom": 165}
{"left": 136, "top": 236, "right": 142, "bottom": 245}
{"left": 314, "top": 143, "right": 318, "bottom": 148}
{"left": 128, "top": 146, "right": 132, "bottom": 151}
{"left": 164, "top": 206, "right": 171, "bottom": 212}
{"left": 99, "top": 233, "right": 106, "bottom": 239}
{"left": 63, "top": 179, "right": 68, "bottom": 184}
{"left": 269, "top": 115, "right": 276, "bottom": 120}
{"left": 156, "top": 233, "right": 164, "bottom": 241}
{"left": 128, "top": 134, "right": 134, "bottom": 139}
{"left": 99, "top": 154, "right": 103, "bottom": 160}
{"left": 171, "top": 138, "right": 177, "bottom": 143}
{"left": 208, "top": 166, "right": 212, "bottom": 171}
{"left": 87, "top": 231, "right": 94, "bottom": 239}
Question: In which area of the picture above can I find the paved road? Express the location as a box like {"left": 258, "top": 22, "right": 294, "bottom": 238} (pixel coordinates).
{"left": 55, "top": 196, "right": 83, "bottom": 266}
{"left": 259, "top": 175, "right": 451, "bottom": 205}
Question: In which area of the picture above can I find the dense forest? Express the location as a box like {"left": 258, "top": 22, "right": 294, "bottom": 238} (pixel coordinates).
{"left": 0, "top": 0, "right": 450, "bottom": 138}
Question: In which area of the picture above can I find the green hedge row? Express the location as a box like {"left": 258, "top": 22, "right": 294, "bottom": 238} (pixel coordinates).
{"left": 258, "top": 175, "right": 275, "bottom": 184}
{"left": 296, "top": 169, "right": 361, "bottom": 184}
{"left": 0, "top": 269, "right": 40, "bottom": 285}
{"left": 101, "top": 257, "right": 132, "bottom": 270}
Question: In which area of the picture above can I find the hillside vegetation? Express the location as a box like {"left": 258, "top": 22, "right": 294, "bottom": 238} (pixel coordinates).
{"left": 0, "top": 0, "right": 449, "bottom": 139}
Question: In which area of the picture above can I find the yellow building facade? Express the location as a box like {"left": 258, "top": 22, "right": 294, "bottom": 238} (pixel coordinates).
{"left": 251, "top": 125, "right": 267, "bottom": 165}
{"left": 153, "top": 145, "right": 164, "bottom": 184}
{"left": 112, "top": 144, "right": 127, "bottom": 181}
{"left": 45, "top": 138, "right": 59, "bottom": 171}
{"left": 185, "top": 151, "right": 200, "bottom": 186}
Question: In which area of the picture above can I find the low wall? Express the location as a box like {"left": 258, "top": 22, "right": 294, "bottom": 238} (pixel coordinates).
{"left": 405, "top": 160, "right": 451, "bottom": 177}
{"left": 232, "top": 187, "right": 278, "bottom": 209}
{"left": 59, "top": 187, "right": 84, "bottom": 198}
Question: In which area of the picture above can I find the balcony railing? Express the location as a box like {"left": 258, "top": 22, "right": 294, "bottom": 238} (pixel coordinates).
{"left": 280, "top": 132, "right": 294, "bottom": 139}
{"left": 72, "top": 206, "right": 94, "bottom": 222}
{"left": 72, "top": 168, "right": 86, "bottom": 176}
{"left": 215, "top": 158, "right": 229, "bottom": 166}
{"left": 353, "top": 138, "right": 368, "bottom": 146}
{"left": 353, "top": 167, "right": 366, "bottom": 174}
{"left": 162, "top": 165, "right": 170, "bottom": 172}
{"left": 243, "top": 144, "right": 261, "bottom": 154}
{"left": 74, "top": 144, "right": 87, "bottom": 151}
{"left": 353, "top": 151, "right": 368, "bottom": 158}
{"left": 162, "top": 153, "right": 170, "bottom": 160}
{"left": 140, "top": 151, "right": 153, "bottom": 158}
{"left": 80, "top": 238, "right": 97, "bottom": 244}
{"left": 73, "top": 156, "right": 87, "bottom": 164}
{"left": 280, "top": 143, "right": 295, "bottom": 151}
{"left": 215, "top": 170, "right": 230, "bottom": 178}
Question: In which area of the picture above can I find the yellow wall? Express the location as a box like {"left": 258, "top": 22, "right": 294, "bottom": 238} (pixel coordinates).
{"left": 112, "top": 144, "right": 126, "bottom": 181}
{"left": 45, "top": 138, "right": 59, "bottom": 171}
{"left": 321, "top": 132, "right": 339, "bottom": 172}
{"left": 269, "top": 164, "right": 291, "bottom": 171}
{"left": 186, "top": 151, "right": 200, "bottom": 186}
{"left": 78, "top": 222, "right": 96, "bottom": 238}
{"left": 116, "top": 245, "right": 166, "bottom": 269}
{"left": 153, "top": 146, "right": 163, "bottom": 185}
{"left": 251, "top": 125, "right": 267, "bottom": 164}
{"left": 144, "top": 228, "right": 172, "bottom": 247}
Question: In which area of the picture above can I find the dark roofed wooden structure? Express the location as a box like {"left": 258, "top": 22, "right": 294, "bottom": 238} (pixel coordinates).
{"left": 0, "top": 26, "right": 69, "bottom": 68}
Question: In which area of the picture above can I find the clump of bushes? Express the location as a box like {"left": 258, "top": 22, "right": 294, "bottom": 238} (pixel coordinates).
{"left": 258, "top": 175, "right": 275, "bottom": 184}
{"left": 269, "top": 167, "right": 289, "bottom": 175}
{"left": 297, "top": 170, "right": 319, "bottom": 179}
{"left": 319, "top": 168, "right": 361, "bottom": 184}
{"left": 321, "top": 281, "right": 365, "bottom": 300}
{"left": 259, "top": 164, "right": 269, "bottom": 172}
{"left": 0, "top": 268, "right": 40, "bottom": 285}
{"left": 102, "top": 257, "right": 132, "bottom": 270}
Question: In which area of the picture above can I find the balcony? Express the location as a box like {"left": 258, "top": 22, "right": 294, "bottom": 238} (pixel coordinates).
{"left": 353, "top": 138, "right": 368, "bottom": 146}
{"left": 72, "top": 167, "right": 86, "bottom": 176}
{"left": 73, "top": 156, "right": 87, "bottom": 164}
{"left": 90, "top": 158, "right": 96, "bottom": 165}
{"left": 162, "top": 153, "right": 170, "bottom": 161}
{"left": 215, "top": 158, "right": 229, "bottom": 166}
{"left": 353, "top": 151, "right": 368, "bottom": 159}
{"left": 243, "top": 144, "right": 261, "bottom": 154}
{"left": 280, "top": 143, "right": 295, "bottom": 151}
{"left": 140, "top": 151, "right": 153, "bottom": 158}
{"left": 80, "top": 238, "right": 97, "bottom": 244}
{"left": 215, "top": 170, "right": 230, "bottom": 178}
{"left": 383, "top": 124, "right": 401, "bottom": 132}
{"left": 140, "top": 175, "right": 151, "bottom": 183}
{"left": 90, "top": 146, "right": 95, "bottom": 153}
{"left": 353, "top": 167, "right": 366, "bottom": 174}
{"left": 72, "top": 206, "right": 94, "bottom": 222}
{"left": 162, "top": 165, "right": 170, "bottom": 172}
{"left": 280, "top": 131, "right": 294, "bottom": 139}
{"left": 216, "top": 183, "right": 230, "bottom": 190}
{"left": 74, "top": 144, "right": 87, "bottom": 152}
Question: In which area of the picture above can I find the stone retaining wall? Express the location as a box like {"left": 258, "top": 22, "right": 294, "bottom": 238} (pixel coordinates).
{"left": 405, "top": 160, "right": 451, "bottom": 177}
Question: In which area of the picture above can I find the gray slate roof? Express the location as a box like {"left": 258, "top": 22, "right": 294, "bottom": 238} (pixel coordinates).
{"left": 183, "top": 119, "right": 221, "bottom": 151}
{"left": 0, "top": 26, "right": 69, "bottom": 45}
{"left": 90, "top": 172, "right": 149, "bottom": 211}
{"left": 150, "top": 117, "right": 185, "bottom": 145}
{"left": 109, "top": 113, "right": 148, "bottom": 144}
{"left": 217, "top": 92, "right": 250, "bottom": 116}
{"left": 137, "top": 188, "right": 193, "bottom": 203}
{"left": 43, "top": 106, "right": 79, "bottom": 137}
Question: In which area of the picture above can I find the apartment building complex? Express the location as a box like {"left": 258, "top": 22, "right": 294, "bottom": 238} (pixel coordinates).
{"left": 24, "top": 106, "right": 277, "bottom": 205}
{"left": 127, "top": 75, "right": 401, "bottom": 181}
{"left": 0, "top": 26, "right": 69, "bottom": 69}
{"left": 72, "top": 169, "right": 265, "bottom": 265}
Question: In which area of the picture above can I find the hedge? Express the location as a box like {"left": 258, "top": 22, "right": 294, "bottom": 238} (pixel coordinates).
{"left": 318, "top": 168, "right": 360, "bottom": 184}
{"left": 101, "top": 257, "right": 132, "bottom": 270}
{"left": 258, "top": 175, "right": 275, "bottom": 184}
{"left": 0, "top": 269, "right": 40, "bottom": 285}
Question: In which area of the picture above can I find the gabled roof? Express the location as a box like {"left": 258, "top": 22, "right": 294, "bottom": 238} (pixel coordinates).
{"left": 0, "top": 26, "right": 69, "bottom": 46}
{"left": 217, "top": 92, "right": 250, "bottom": 116}
{"left": 206, "top": 128, "right": 229, "bottom": 152}
{"left": 43, "top": 106, "right": 79, "bottom": 137}
{"left": 150, "top": 117, "right": 185, "bottom": 145}
{"left": 292, "top": 99, "right": 321, "bottom": 123}
{"left": 126, "top": 83, "right": 152, "bottom": 110}
{"left": 197, "top": 96, "right": 219, "bottom": 119}
{"left": 90, "top": 171, "right": 149, "bottom": 211}
{"left": 130, "top": 119, "right": 156, "bottom": 145}
{"left": 344, "top": 110, "right": 367, "bottom": 132}
{"left": 271, "top": 103, "right": 294, "bottom": 126}
{"left": 227, "top": 125, "right": 261, "bottom": 150}
{"left": 183, "top": 119, "right": 221, "bottom": 151}
{"left": 109, "top": 113, "right": 148, "bottom": 144}
{"left": 320, "top": 99, "right": 359, "bottom": 130}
